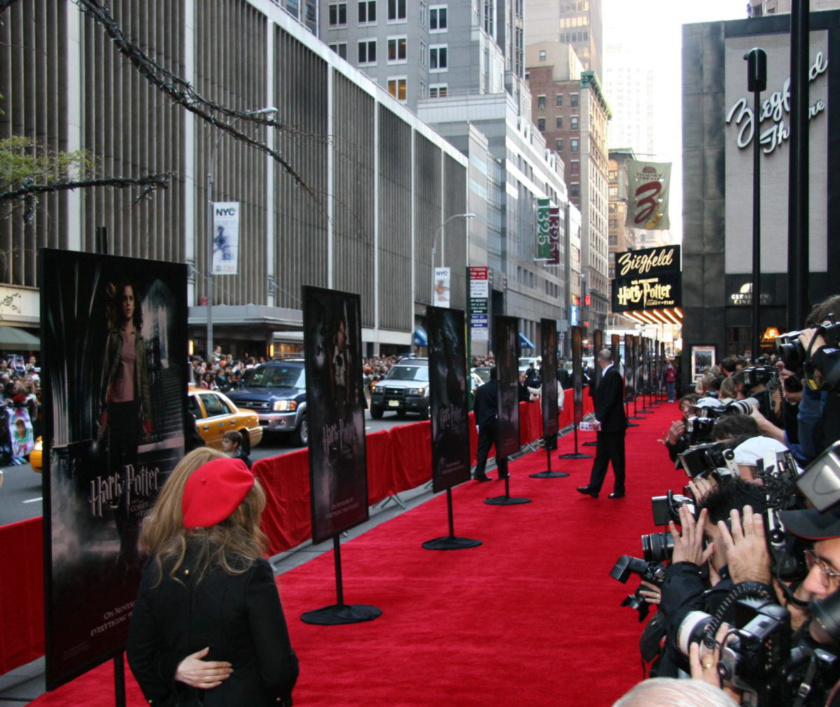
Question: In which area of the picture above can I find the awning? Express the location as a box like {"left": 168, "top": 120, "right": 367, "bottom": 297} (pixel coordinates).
{"left": 413, "top": 327, "right": 428, "bottom": 347}
{"left": 518, "top": 332, "right": 536, "bottom": 349}
{"left": 0, "top": 326, "right": 40, "bottom": 350}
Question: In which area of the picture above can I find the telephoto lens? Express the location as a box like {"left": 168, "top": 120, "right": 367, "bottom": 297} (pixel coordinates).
{"left": 641, "top": 531, "right": 675, "bottom": 563}
{"left": 677, "top": 610, "right": 713, "bottom": 658}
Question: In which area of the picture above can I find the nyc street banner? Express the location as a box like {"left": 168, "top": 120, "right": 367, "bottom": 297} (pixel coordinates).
{"left": 212, "top": 201, "right": 240, "bottom": 275}
{"left": 41, "top": 250, "right": 188, "bottom": 690}
{"left": 626, "top": 160, "right": 671, "bottom": 230}
{"left": 537, "top": 199, "right": 551, "bottom": 260}
{"left": 549, "top": 207, "right": 561, "bottom": 265}
{"left": 433, "top": 267, "right": 451, "bottom": 308}
{"left": 303, "top": 287, "right": 369, "bottom": 545}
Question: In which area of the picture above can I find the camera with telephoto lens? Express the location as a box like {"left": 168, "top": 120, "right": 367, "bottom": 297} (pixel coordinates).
{"left": 678, "top": 442, "right": 739, "bottom": 481}
{"left": 610, "top": 555, "right": 667, "bottom": 622}
{"left": 741, "top": 366, "right": 776, "bottom": 392}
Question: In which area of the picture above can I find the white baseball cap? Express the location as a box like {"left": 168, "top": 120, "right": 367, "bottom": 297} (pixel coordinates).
{"left": 733, "top": 436, "right": 789, "bottom": 467}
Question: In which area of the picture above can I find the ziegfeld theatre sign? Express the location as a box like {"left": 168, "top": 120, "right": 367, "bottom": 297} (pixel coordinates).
{"left": 611, "top": 245, "right": 681, "bottom": 313}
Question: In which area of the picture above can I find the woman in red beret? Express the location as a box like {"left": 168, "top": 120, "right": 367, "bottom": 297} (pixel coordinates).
{"left": 127, "top": 448, "right": 299, "bottom": 706}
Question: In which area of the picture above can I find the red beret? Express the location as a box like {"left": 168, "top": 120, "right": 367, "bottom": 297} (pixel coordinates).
{"left": 182, "top": 457, "right": 255, "bottom": 530}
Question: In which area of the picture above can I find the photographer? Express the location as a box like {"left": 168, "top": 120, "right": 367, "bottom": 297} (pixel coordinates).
{"left": 657, "top": 482, "right": 769, "bottom": 677}
{"left": 662, "top": 394, "right": 699, "bottom": 464}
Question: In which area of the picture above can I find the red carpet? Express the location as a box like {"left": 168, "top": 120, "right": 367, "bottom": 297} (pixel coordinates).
{"left": 29, "top": 400, "right": 684, "bottom": 706}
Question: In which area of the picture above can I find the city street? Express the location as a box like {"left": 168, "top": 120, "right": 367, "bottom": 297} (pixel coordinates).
{"left": 0, "top": 411, "right": 419, "bottom": 527}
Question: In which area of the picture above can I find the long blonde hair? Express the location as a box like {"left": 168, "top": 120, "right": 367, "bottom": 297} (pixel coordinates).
{"left": 140, "top": 447, "right": 268, "bottom": 585}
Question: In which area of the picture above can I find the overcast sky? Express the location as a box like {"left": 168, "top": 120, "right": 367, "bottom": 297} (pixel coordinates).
{"left": 603, "top": 0, "right": 750, "bottom": 242}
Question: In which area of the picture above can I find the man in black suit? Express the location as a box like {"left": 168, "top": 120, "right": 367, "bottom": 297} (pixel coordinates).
{"left": 578, "top": 349, "right": 627, "bottom": 499}
{"left": 472, "top": 368, "right": 509, "bottom": 482}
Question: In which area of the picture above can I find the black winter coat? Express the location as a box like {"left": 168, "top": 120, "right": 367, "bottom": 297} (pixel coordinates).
{"left": 127, "top": 548, "right": 299, "bottom": 707}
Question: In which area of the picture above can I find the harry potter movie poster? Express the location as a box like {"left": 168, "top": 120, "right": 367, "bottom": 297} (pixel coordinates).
{"left": 303, "top": 287, "right": 369, "bottom": 545}
{"left": 495, "top": 316, "right": 520, "bottom": 459}
{"left": 540, "top": 319, "right": 558, "bottom": 439}
{"left": 40, "top": 250, "right": 187, "bottom": 690}
{"left": 427, "top": 306, "right": 470, "bottom": 494}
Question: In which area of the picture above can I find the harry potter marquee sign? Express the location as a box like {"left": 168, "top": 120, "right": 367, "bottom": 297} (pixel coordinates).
{"left": 611, "top": 245, "right": 681, "bottom": 313}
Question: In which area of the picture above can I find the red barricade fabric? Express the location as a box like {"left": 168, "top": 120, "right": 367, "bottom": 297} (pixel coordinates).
{"left": 0, "top": 517, "right": 44, "bottom": 673}
{"left": 365, "top": 430, "right": 394, "bottom": 506}
{"left": 388, "top": 421, "right": 432, "bottom": 492}
{"left": 253, "top": 449, "right": 312, "bottom": 556}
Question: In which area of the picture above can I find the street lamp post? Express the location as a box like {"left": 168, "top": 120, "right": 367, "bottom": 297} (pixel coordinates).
{"left": 206, "top": 106, "right": 277, "bottom": 359}
{"left": 430, "top": 212, "right": 475, "bottom": 301}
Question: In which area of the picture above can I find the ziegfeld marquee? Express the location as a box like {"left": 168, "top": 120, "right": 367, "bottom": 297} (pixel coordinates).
{"left": 611, "top": 245, "right": 682, "bottom": 326}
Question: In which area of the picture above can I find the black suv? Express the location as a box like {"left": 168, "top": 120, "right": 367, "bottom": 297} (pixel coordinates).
{"left": 370, "top": 358, "right": 430, "bottom": 420}
{"left": 227, "top": 360, "right": 309, "bottom": 446}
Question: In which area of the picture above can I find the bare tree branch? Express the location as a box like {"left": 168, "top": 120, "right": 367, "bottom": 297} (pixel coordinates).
{"left": 0, "top": 173, "right": 171, "bottom": 202}
{"left": 73, "top": 0, "right": 324, "bottom": 208}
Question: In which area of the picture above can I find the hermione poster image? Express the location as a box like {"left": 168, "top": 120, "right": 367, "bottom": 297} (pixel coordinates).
{"left": 41, "top": 250, "right": 187, "bottom": 689}
{"left": 303, "top": 287, "right": 368, "bottom": 545}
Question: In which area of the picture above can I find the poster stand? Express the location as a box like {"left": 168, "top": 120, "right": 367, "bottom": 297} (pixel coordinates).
{"left": 559, "top": 424, "right": 593, "bottom": 459}
{"left": 422, "top": 488, "right": 482, "bottom": 550}
{"left": 301, "top": 537, "right": 382, "bottom": 625}
{"left": 485, "top": 469, "right": 531, "bottom": 505}
{"left": 530, "top": 435, "right": 569, "bottom": 478}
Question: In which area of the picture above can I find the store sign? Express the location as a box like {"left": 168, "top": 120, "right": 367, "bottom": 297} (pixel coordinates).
{"left": 725, "top": 51, "right": 828, "bottom": 157}
{"left": 469, "top": 267, "right": 490, "bottom": 341}
{"left": 611, "top": 245, "right": 681, "bottom": 314}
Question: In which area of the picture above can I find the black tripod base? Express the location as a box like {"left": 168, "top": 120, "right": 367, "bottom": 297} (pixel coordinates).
{"left": 559, "top": 452, "right": 592, "bottom": 459}
{"left": 301, "top": 603, "right": 383, "bottom": 626}
{"left": 484, "top": 495, "right": 531, "bottom": 505}
{"left": 422, "top": 536, "right": 483, "bottom": 551}
{"left": 529, "top": 471, "right": 569, "bottom": 478}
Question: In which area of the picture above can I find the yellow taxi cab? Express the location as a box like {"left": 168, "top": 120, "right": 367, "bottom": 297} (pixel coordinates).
{"left": 30, "top": 437, "right": 43, "bottom": 473}
{"left": 188, "top": 386, "right": 263, "bottom": 451}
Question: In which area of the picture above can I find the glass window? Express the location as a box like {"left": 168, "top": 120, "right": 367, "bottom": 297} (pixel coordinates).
{"left": 556, "top": 94, "right": 563, "bottom": 107}
{"left": 570, "top": 183, "right": 580, "bottom": 198}
{"left": 570, "top": 93, "right": 579, "bottom": 107}
{"left": 555, "top": 138, "right": 563, "bottom": 151}
{"left": 358, "top": 39, "right": 376, "bottom": 64}
{"left": 388, "top": 77, "right": 407, "bottom": 101}
{"left": 539, "top": 49, "right": 546, "bottom": 61}
{"left": 537, "top": 118, "right": 546, "bottom": 131}
{"left": 329, "top": 2, "right": 347, "bottom": 26}
{"left": 429, "top": 44, "right": 448, "bottom": 71}
{"left": 429, "top": 83, "right": 448, "bottom": 98}
{"left": 570, "top": 161, "right": 580, "bottom": 175}
{"left": 329, "top": 42, "right": 347, "bottom": 59}
{"left": 430, "top": 4, "right": 447, "bottom": 31}
{"left": 358, "top": 0, "right": 376, "bottom": 23}
{"left": 388, "top": 36, "right": 407, "bottom": 62}
{"left": 537, "top": 95, "right": 546, "bottom": 110}
{"left": 570, "top": 116, "right": 579, "bottom": 130}
{"left": 555, "top": 116, "right": 562, "bottom": 129}
{"left": 202, "top": 393, "right": 231, "bottom": 418}
{"left": 570, "top": 138, "right": 579, "bottom": 153}
{"left": 388, "top": 0, "right": 406, "bottom": 20}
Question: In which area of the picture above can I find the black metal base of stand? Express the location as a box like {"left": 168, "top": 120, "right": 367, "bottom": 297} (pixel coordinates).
{"left": 422, "top": 535, "right": 483, "bottom": 550}
{"left": 485, "top": 494, "right": 531, "bottom": 505}
{"left": 627, "top": 422, "right": 640, "bottom": 427}
{"left": 529, "top": 470, "right": 569, "bottom": 478}
{"left": 301, "top": 603, "right": 383, "bottom": 625}
{"left": 559, "top": 452, "right": 592, "bottom": 459}
{"left": 628, "top": 416, "right": 645, "bottom": 420}
{"left": 582, "top": 441, "right": 597, "bottom": 446}
{"left": 529, "top": 437, "right": 569, "bottom": 477}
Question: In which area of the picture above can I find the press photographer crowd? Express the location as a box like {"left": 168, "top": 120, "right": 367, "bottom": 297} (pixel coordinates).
{"left": 612, "top": 295, "right": 840, "bottom": 706}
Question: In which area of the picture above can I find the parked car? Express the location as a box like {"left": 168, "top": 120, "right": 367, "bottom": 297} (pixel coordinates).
{"left": 370, "top": 358, "right": 430, "bottom": 420}
{"left": 226, "top": 360, "right": 309, "bottom": 446}
{"left": 188, "top": 387, "right": 263, "bottom": 452}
